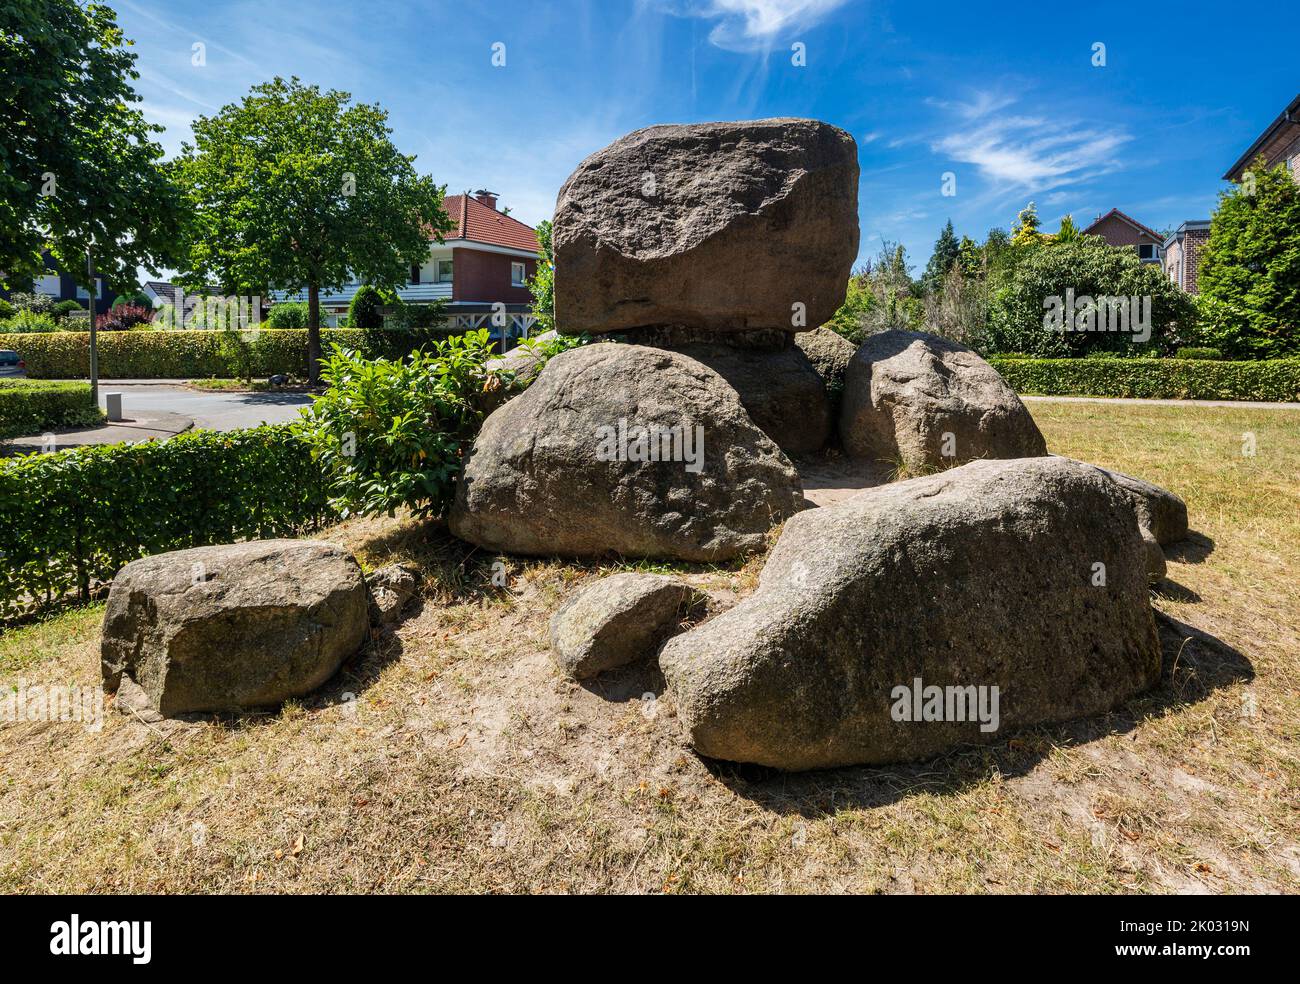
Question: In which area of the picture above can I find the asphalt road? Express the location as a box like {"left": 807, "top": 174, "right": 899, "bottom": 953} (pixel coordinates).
{"left": 97, "top": 384, "right": 314, "bottom": 431}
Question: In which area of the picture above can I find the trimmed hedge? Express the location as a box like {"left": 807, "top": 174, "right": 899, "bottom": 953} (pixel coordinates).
{"left": 0, "top": 329, "right": 365, "bottom": 379}
{"left": 988, "top": 357, "right": 1300, "bottom": 402}
{"left": 0, "top": 425, "right": 337, "bottom": 615}
{"left": 0, "top": 380, "right": 104, "bottom": 439}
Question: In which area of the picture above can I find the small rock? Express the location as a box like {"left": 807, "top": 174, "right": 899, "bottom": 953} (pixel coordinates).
{"left": 550, "top": 573, "right": 706, "bottom": 680}
{"left": 366, "top": 563, "right": 419, "bottom": 625}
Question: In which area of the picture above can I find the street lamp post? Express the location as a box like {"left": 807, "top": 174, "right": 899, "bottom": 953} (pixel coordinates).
{"left": 86, "top": 247, "right": 98, "bottom": 404}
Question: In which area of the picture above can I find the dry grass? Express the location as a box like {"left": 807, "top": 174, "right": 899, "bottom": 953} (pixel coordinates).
{"left": 0, "top": 401, "right": 1296, "bottom": 894}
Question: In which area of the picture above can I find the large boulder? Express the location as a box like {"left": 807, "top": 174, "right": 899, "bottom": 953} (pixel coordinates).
{"left": 553, "top": 118, "right": 859, "bottom": 335}
{"left": 660, "top": 457, "right": 1161, "bottom": 770}
{"left": 841, "top": 330, "right": 1047, "bottom": 470}
{"left": 1093, "top": 463, "right": 1189, "bottom": 546}
{"left": 671, "top": 341, "right": 831, "bottom": 455}
{"left": 102, "top": 540, "right": 369, "bottom": 716}
{"left": 549, "top": 573, "right": 706, "bottom": 680}
{"left": 450, "top": 344, "right": 805, "bottom": 562}
{"left": 796, "top": 326, "right": 858, "bottom": 429}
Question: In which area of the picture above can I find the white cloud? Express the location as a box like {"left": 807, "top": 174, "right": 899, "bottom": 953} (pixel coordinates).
{"left": 930, "top": 90, "right": 1130, "bottom": 193}
{"left": 651, "top": 0, "right": 852, "bottom": 51}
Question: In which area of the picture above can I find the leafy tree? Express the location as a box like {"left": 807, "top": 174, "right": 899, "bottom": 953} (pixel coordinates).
{"left": 822, "top": 273, "right": 875, "bottom": 343}
{"left": 1056, "top": 215, "right": 1081, "bottom": 243}
{"left": 956, "top": 235, "right": 981, "bottom": 278}
{"left": 528, "top": 218, "right": 555, "bottom": 332}
{"left": 988, "top": 235, "right": 1195, "bottom": 357}
{"left": 1196, "top": 158, "right": 1300, "bottom": 357}
{"left": 1011, "top": 202, "right": 1043, "bottom": 247}
{"left": 922, "top": 220, "right": 960, "bottom": 294}
{"left": 0, "top": 0, "right": 184, "bottom": 289}
{"left": 347, "top": 285, "right": 390, "bottom": 331}
{"left": 264, "top": 302, "right": 312, "bottom": 329}
{"left": 172, "top": 77, "right": 452, "bottom": 382}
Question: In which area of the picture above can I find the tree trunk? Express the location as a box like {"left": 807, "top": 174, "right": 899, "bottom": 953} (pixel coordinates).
{"left": 307, "top": 283, "right": 322, "bottom": 385}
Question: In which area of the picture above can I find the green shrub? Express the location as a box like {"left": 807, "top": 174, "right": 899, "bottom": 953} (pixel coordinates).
{"left": 6, "top": 292, "right": 54, "bottom": 314}
{"left": 0, "top": 310, "right": 60, "bottom": 333}
{"left": 0, "top": 328, "right": 365, "bottom": 378}
{"left": 52, "top": 300, "right": 84, "bottom": 320}
{"left": 265, "top": 301, "right": 312, "bottom": 329}
{"left": 295, "top": 330, "right": 496, "bottom": 518}
{"left": 0, "top": 424, "right": 335, "bottom": 614}
{"left": 0, "top": 300, "right": 13, "bottom": 319}
{"left": 0, "top": 380, "right": 104, "bottom": 438}
{"left": 98, "top": 304, "right": 155, "bottom": 331}
{"left": 1175, "top": 347, "right": 1223, "bottom": 361}
{"left": 347, "top": 284, "right": 390, "bottom": 330}
{"left": 989, "top": 357, "right": 1300, "bottom": 401}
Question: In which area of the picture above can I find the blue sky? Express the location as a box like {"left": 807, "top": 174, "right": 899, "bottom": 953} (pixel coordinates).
{"left": 116, "top": 0, "right": 1297, "bottom": 273}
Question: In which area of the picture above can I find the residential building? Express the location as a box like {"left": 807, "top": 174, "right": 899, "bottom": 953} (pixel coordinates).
{"left": 270, "top": 189, "right": 542, "bottom": 339}
{"left": 1162, "top": 220, "right": 1211, "bottom": 294}
{"left": 1223, "top": 92, "right": 1300, "bottom": 184}
{"left": 1, "top": 251, "right": 117, "bottom": 314}
{"left": 1082, "top": 209, "right": 1165, "bottom": 264}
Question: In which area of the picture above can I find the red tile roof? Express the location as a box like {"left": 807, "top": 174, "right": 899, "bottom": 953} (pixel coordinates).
{"left": 440, "top": 194, "right": 540, "bottom": 253}
{"left": 1083, "top": 208, "right": 1163, "bottom": 243}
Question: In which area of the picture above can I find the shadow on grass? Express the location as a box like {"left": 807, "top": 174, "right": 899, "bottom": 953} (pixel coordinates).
{"left": 705, "top": 608, "right": 1253, "bottom": 818}
{"left": 1166, "top": 530, "right": 1215, "bottom": 565}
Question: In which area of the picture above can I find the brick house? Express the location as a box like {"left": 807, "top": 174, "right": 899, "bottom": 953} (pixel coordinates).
{"left": 1223, "top": 92, "right": 1300, "bottom": 184}
{"left": 1161, "top": 221, "right": 1211, "bottom": 294}
{"left": 272, "top": 190, "right": 541, "bottom": 338}
{"left": 1081, "top": 209, "right": 1165, "bottom": 264}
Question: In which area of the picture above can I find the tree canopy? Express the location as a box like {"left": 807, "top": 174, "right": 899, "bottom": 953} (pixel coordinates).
{"left": 0, "top": 0, "right": 184, "bottom": 288}
{"left": 172, "top": 77, "right": 452, "bottom": 379}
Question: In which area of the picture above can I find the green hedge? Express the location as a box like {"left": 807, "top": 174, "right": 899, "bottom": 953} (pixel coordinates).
{"left": 0, "top": 329, "right": 365, "bottom": 379}
{"left": 0, "top": 425, "right": 336, "bottom": 615}
{"left": 989, "top": 357, "right": 1300, "bottom": 401}
{"left": 0, "top": 380, "right": 104, "bottom": 438}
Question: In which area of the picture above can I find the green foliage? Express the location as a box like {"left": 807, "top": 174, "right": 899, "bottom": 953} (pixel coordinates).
{"left": 1056, "top": 215, "right": 1081, "bottom": 243}
{"left": 0, "top": 300, "right": 12, "bottom": 319}
{"left": 295, "top": 330, "right": 498, "bottom": 518}
{"left": 1174, "top": 347, "right": 1223, "bottom": 360}
{"left": 986, "top": 235, "right": 1196, "bottom": 357}
{"left": 0, "top": 329, "right": 364, "bottom": 378}
{"left": 347, "top": 285, "right": 391, "bottom": 330}
{"left": 0, "top": 380, "right": 103, "bottom": 438}
{"left": 0, "top": 0, "right": 185, "bottom": 290}
{"left": 265, "top": 302, "right": 312, "bottom": 329}
{"left": 1011, "top": 202, "right": 1043, "bottom": 247}
{"left": 52, "top": 300, "right": 83, "bottom": 320}
{"left": 922, "top": 220, "right": 960, "bottom": 294}
{"left": 172, "top": 76, "right": 454, "bottom": 380}
{"left": 822, "top": 276, "right": 875, "bottom": 343}
{"left": 6, "top": 292, "right": 53, "bottom": 314}
{"left": 0, "top": 425, "right": 334, "bottom": 614}
{"left": 988, "top": 356, "right": 1300, "bottom": 401}
{"left": 0, "top": 310, "right": 59, "bottom": 333}
{"left": 1197, "top": 158, "right": 1300, "bottom": 358}
{"left": 529, "top": 218, "right": 555, "bottom": 332}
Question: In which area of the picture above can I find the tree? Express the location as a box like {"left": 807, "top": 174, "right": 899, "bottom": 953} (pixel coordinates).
{"left": 0, "top": 0, "right": 184, "bottom": 288}
{"left": 1056, "top": 215, "right": 1081, "bottom": 243}
{"left": 528, "top": 219, "right": 555, "bottom": 332}
{"left": 172, "top": 78, "right": 452, "bottom": 382}
{"left": 1197, "top": 157, "right": 1300, "bottom": 358}
{"left": 1011, "top": 202, "right": 1043, "bottom": 247}
{"left": 922, "top": 219, "right": 960, "bottom": 294}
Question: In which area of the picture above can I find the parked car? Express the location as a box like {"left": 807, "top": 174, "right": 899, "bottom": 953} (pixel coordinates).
{"left": 0, "top": 350, "right": 26, "bottom": 377}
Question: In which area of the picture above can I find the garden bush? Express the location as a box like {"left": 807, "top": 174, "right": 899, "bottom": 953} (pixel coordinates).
{"left": 52, "top": 300, "right": 83, "bottom": 321}
{"left": 0, "top": 380, "right": 103, "bottom": 438}
{"left": 989, "top": 356, "right": 1300, "bottom": 401}
{"left": 295, "top": 330, "right": 496, "bottom": 518}
{"left": 264, "top": 301, "right": 312, "bottom": 329}
{"left": 0, "top": 310, "right": 59, "bottom": 333}
{"left": 0, "top": 424, "right": 335, "bottom": 615}
{"left": 1174, "top": 347, "right": 1223, "bottom": 361}
{"left": 0, "top": 328, "right": 364, "bottom": 378}
{"left": 98, "top": 303, "right": 155, "bottom": 331}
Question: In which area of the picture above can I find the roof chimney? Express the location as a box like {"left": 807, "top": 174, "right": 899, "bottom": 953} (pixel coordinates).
{"left": 472, "top": 188, "right": 499, "bottom": 210}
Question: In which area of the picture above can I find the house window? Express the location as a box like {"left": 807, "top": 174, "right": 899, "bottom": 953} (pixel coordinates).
{"left": 75, "top": 279, "right": 103, "bottom": 301}
{"left": 436, "top": 259, "right": 453, "bottom": 283}
{"left": 410, "top": 264, "right": 421, "bottom": 284}
{"left": 1137, "top": 244, "right": 1155, "bottom": 260}
{"left": 34, "top": 274, "right": 61, "bottom": 296}
{"left": 511, "top": 261, "right": 527, "bottom": 287}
